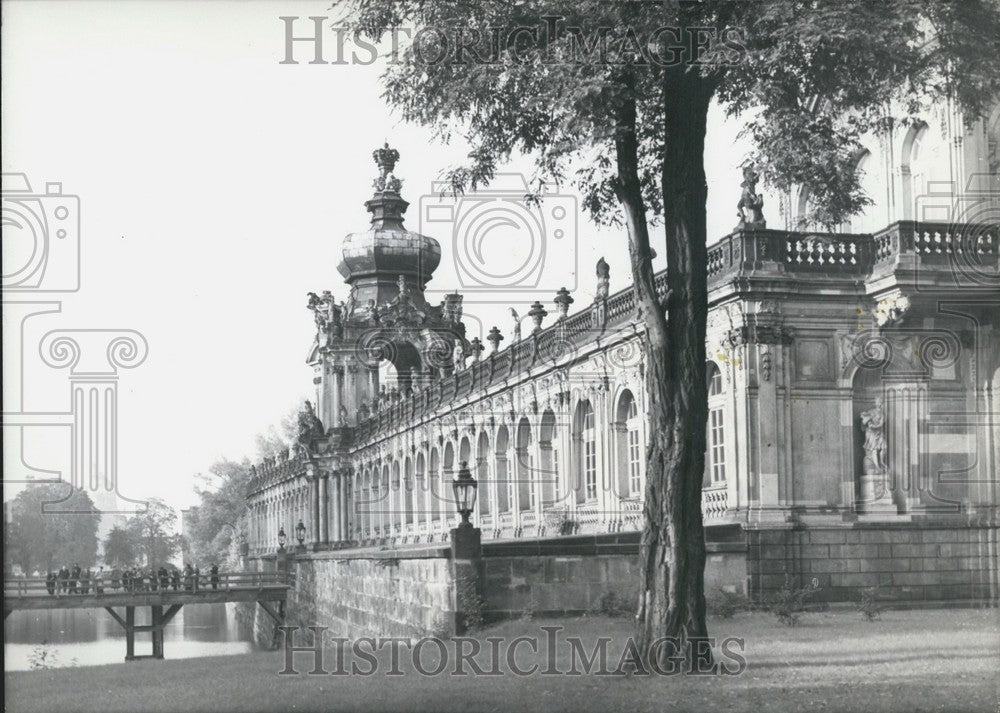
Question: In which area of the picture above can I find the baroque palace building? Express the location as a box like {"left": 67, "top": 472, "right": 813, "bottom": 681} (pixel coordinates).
{"left": 246, "top": 103, "right": 1000, "bottom": 606}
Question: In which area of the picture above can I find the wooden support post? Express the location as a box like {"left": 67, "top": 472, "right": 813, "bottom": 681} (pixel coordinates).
{"left": 151, "top": 605, "right": 164, "bottom": 659}
{"left": 125, "top": 606, "right": 135, "bottom": 661}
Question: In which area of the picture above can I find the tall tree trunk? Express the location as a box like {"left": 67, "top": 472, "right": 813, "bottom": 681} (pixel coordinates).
{"left": 614, "top": 69, "right": 714, "bottom": 668}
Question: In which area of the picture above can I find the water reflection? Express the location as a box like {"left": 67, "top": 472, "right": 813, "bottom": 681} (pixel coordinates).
{"left": 4, "top": 602, "right": 254, "bottom": 670}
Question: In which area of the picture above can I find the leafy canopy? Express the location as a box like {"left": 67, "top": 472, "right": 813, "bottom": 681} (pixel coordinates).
{"left": 342, "top": 0, "right": 1000, "bottom": 228}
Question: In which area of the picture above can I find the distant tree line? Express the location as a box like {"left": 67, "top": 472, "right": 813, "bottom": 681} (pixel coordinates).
{"left": 5, "top": 484, "right": 100, "bottom": 575}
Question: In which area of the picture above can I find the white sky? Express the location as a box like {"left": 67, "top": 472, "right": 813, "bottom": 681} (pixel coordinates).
{"left": 2, "top": 0, "right": 755, "bottom": 509}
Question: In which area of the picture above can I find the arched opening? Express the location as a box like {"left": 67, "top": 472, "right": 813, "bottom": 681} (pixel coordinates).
{"left": 516, "top": 417, "right": 534, "bottom": 511}
{"left": 615, "top": 390, "right": 643, "bottom": 498}
{"left": 391, "top": 461, "right": 401, "bottom": 532}
{"left": 574, "top": 400, "right": 597, "bottom": 503}
{"left": 443, "top": 442, "right": 455, "bottom": 523}
{"left": 495, "top": 425, "right": 511, "bottom": 512}
{"left": 369, "top": 337, "right": 425, "bottom": 396}
{"left": 429, "top": 448, "right": 441, "bottom": 522}
{"left": 459, "top": 436, "right": 472, "bottom": 468}
{"left": 404, "top": 456, "right": 415, "bottom": 526}
{"left": 705, "top": 363, "right": 726, "bottom": 487}
{"left": 539, "top": 409, "right": 558, "bottom": 507}
{"left": 415, "top": 453, "right": 426, "bottom": 527}
{"left": 476, "top": 431, "right": 491, "bottom": 517}
{"left": 379, "top": 464, "right": 390, "bottom": 536}
{"left": 848, "top": 149, "right": 884, "bottom": 233}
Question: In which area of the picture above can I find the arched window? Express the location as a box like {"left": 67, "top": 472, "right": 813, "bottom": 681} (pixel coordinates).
{"left": 626, "top": 398, "right": 642, "bottom": 496}
{"left": 476, "top": 432, "right": 491, "bottom": 516}
{"left": 539, "top": 410, "right": 558, "bottom": 507}
{"left": 404, "top": 458, "right": 414, "bottom": 525}
{"left": 429, "top": 448, "right": 441, "bottom": 522}
{"left": 707, "top": 363, "right": 726, "bottom": 485}
{"left": 516, "top": 417, "right": 533, "bottom": 511}
{"left": 575, "top": 400, "right": 598, "bottom": 502}
{"left": 495, "top": 426, "right": 510, "bottom": 512}
{"left": 415, "top": 453, "right": 426, "bottom": 527}
{"left": 615, "top": 390, "right": 644, "bottom": 498}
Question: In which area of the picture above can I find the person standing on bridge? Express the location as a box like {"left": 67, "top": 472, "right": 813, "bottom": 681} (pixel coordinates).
{"left": 45, "top": 571, "right": 56, "bottom": 595}
{"left": 210, "top": 563, "right": 219, "bottom": 590}
{"left": 193, "top": 565, "right": 201, "bottom": 592}
{"left": 69, "top": 563, "right": 80, "bottom": 594}
{"left": 57, "top": 566, "right": 68, "bottom": 594}
{"left": 171, "top": 567, "right": 181, "bottom": 590}
{"left": 81, "top": 568, "right": 90, "bottom": 595}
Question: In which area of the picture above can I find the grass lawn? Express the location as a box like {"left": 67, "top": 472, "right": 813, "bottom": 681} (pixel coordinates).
{"left": 5, "top": 608, "right": 998, "bottom": 713}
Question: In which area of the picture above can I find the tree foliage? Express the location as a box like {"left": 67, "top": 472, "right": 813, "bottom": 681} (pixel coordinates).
{"left": 186, "top": 458, "right": 254, "bottom": 566}
{"left": 5, "top": 484, "right": 100, "bottom": 574}
{"left": 125, "top": 497, "right": 182, "bottom": 566}
{"left": 102, "top": 525, "right": 137, "bottom": 567}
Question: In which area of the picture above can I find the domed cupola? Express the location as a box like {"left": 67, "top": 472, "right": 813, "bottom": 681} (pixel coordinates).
{"left": 338, "top": 143, "right": 441, "bottom": 314}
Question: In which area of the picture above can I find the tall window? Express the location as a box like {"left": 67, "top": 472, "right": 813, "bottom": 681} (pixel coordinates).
{"left": 707, "top": 364, "right": 726, "bottom": 484}
{"left": 626, "top": 399, "right": 642, "bottom": 496}
{"left": 583, "top": 402, "right": 597, "bottom": 500}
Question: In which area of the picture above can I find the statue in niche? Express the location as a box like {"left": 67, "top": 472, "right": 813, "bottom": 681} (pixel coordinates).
{"left": 860, "top": 396, "right": 887, "bottom": 475}
{"left": 297, "top": 400, "right": 325, "bottom": 444}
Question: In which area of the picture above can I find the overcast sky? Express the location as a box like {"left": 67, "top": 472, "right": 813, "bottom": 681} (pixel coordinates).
{"left": 3, "top": 1, "right": 759, "bottom": 510}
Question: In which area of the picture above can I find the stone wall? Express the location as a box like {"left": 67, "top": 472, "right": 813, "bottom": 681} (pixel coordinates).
{"left": 747, "top": 523, "right": 1000, "bottom": 605}
{"left": 290, "top": 549, "right": 455, "bottom": 639}
{"left": 237, "top": 524, "right": 997, "bottom": 648}
{"left": 239, "top": 546, "right": 457, "bottom": 649}
{"left": 480, "top": 534, "right": 747, "bottom": 620}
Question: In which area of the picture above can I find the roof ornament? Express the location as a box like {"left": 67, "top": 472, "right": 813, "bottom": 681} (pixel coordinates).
{"left": 736, "top": 163, "right": 766, "bottom": 230}
{"left": 373, "top": 142, "right": 402, "bottom": 193}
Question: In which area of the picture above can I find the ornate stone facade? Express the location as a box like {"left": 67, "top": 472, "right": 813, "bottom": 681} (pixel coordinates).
{"left": 246, "top": 122, "right": 1000, "bottom": 604}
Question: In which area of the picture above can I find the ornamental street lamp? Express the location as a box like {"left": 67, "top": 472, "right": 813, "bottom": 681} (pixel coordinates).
{"left": 449, "top": 460, "right": 482, "bottom": 635}
{"left": 277, "top": 526, "right": 287, "bottom": 552}
{"left": 295, "top": 520, "right": 307, "bottom": 548}
{"left": 451, "top": 461, "right": 478, "bottom": 526}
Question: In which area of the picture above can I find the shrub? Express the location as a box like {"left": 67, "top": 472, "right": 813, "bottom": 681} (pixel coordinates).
{"left": 769, "top": 575, "right": 821, "bottom": 626}
{"left": 591, "top": 589, "right": 630, "bottom": 618}
{"left": 456, "top": 574, "right": 485, "bottom": 632}
{"left": 707, "top": 588, "right": 748, "bottom": 619}
{"left": 858, "top": 585, "right": 884, "bottom": 621}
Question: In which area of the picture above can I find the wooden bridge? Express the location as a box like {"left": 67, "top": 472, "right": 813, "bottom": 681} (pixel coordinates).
{"left": 3, "top": 571, "right": 291, "bottom": 661}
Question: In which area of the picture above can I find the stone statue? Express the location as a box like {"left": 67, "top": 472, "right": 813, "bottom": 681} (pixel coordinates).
{"left": 860, "top": 397, "right": 887, "bottom": 475}
{"left": 595, "top": 257, "right": 610, "bottom": 300}
{"left": 453, "top": 339, "right": 466, "bottom": 371}
{"left": 736, "top": 164, "right": 766, "bottom": 230}
{"left": 297, "top": 400, "right": 325, "bottom": 444}
{"left": 306, "top": 290, "right": 342, "bottom": 342}
{"left": 509, "top": 308, "right": 522, "bottom": 342}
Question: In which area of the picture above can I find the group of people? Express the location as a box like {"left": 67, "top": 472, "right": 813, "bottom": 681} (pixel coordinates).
{"left": 44, "top": 563, "right": 222, "bottom": 595}
{"left": 45, "top": 564, "right": 97, "bottom": 595}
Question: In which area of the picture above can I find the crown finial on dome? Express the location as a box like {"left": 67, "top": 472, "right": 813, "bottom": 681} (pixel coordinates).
{"left": 373, "top": 142, "right": 400, "bottom": 179}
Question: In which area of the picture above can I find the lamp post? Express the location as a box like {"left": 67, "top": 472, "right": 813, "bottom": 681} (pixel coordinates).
{"left": 450, "top": 461, "right": 481, "bottom": 558}
{"left": 451, "top": 461, "right": 478, "bottom": 527}
{"left": 449, "top": 461, "right": 482, "bottom": 635}
{"left": 295, "top": 520, "right": 307, "bottom": 552}
{"left": 277, "top": 526, "right": 287, "bottom": 552}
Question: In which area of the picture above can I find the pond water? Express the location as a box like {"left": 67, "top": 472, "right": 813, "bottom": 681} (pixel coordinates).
{"left": 4, "top": 602, "right": 254, "bottom": 670}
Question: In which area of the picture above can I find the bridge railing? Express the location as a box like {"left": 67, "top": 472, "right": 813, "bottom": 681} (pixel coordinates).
{"left": 3, "top": 570, "right": 292, "bottom": 597}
